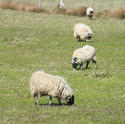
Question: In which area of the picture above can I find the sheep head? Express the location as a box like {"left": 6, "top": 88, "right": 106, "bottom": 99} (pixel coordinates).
{"left": 66, "top": 95, "right": 74, "bottom": 105}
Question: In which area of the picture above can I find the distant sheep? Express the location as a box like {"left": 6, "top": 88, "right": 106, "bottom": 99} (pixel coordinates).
{"left": 73, "top": 23, "right": 93, "bottom": 42}
{"left": 86, "top": 7, "right": 94, "bottom": 19}
{"left": 72, "top": 45, "right": 97, "bottom": 70}
{"left": 29, "top": 71, "right": 74, "bottom": 105}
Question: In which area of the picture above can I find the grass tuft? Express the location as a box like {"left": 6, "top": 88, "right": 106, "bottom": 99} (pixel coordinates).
{"left": 89, "top": 70, "right": 112, "bottom": 79}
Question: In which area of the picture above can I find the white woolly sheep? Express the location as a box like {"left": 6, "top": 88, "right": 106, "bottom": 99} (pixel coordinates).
{"left": 86, "top": 7, "right": 94, "bottom": 19}
{"left": 72, "top": 45, "right": 97, "bottom": 70}
{"left": 29, "top": 71, "right": 74, "bottom": 105}
{"left": 73, "top": 23, "right": 93, "bottom": 42}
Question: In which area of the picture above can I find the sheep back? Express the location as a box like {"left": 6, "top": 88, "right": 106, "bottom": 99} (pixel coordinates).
{"left": 72, "top": 45, "right": 96, "bottom": 63}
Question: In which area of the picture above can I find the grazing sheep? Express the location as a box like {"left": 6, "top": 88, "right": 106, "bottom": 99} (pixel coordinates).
{"left": 73, "top": 23, "right": 93, "bottom": 42}
{"left": 29, "top": 71, "right": 74, "bottom": 105}
{"left": 86, "top": 7, "right": 94, "bottom": 19}
{"left": 72, "top": 45, "right": 97, "bottom": 70}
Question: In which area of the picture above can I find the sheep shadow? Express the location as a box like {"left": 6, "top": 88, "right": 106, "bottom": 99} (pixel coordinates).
{"left": 82, "top": 67, "right": 91, "bottom": 70}
{"left": 37, "top": 103, "right": 72, "bottom": 107}
{"left": 89, "top": 18, "right": 96, "bottom": 20}
{"left": 75, "top": 67, "right": 91, "bottom": 70}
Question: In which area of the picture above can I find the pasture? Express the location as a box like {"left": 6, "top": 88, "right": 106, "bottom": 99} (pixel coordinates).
{"left": 0, "top": 0, "right": 125, "bottom": 123}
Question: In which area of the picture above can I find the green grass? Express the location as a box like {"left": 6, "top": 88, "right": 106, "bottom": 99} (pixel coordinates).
{"left": 0, "top": 0, "right": 125, "bottom": 123}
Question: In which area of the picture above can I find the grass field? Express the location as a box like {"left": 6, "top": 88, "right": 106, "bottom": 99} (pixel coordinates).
{"left": 0, "top": 0, "right": 125, "bottom": 123}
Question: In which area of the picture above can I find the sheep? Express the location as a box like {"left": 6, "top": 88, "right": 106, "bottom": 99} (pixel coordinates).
{"left": 29, "top": 71, "right": 74, "bottom": 106}
{"left": 72, "top": 45, "right": 97, "bottom": 70}
{"left": 86, "top": 7, "right": 94, "bottom": 19}
{"left": 73, "top": 23, "right": 93, "bottom": 42}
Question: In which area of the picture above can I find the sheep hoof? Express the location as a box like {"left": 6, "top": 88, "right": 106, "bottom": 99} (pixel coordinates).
{"left": 34, "top": 102, "right": 39, "bottom": 105}
{"left": 58, "top": 102, "right": 62, "bottom": 106}
{"left": 49, "top": 101, "right": 52, "bottom": 106}
{"left": 48, "top": 104, "right": 52, "bottom": 106}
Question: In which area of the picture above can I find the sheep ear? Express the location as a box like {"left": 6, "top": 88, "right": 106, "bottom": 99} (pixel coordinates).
{"left": 74, "top": 57, "right": 77, "bottom": 61}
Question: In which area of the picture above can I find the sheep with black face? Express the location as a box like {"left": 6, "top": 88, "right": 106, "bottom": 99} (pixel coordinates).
{"left": 30, "top": 71, "right": 74, "bottom": 105}
{"left": 86, "top": 7, "right": 94, "bottom": 19}
{"left": 73, "top": 23, "right": 93, "bottom": 42}
{"left": 72, "top": 45, "right": 97, "bottom": 70}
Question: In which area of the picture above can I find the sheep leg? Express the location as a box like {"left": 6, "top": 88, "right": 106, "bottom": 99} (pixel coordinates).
{"left": 78, "top": 37, "right": 81, "bottom": 42}
{"left": 33, "top": 93, "right": 39, "bottom": 105}
{"left": 57, "top": 98, "right": 62, "bottom": 105}
{"left": 84, "top": 39, "right": 87, "bottom": 42}
{"left": 77, "top": 35, "right": 81, "bottom": 42}
{"left": 92, "top": 59, "right": 97, "bottom": 69}
{"left": 80, "top": 63, "right": 83, "bottom": 70}
{"left": 89, "top": 15, "right": 93, "bottom": 20}
{"left": 86, "top": 61, "right": 90, "bottom": 68}
{"left": 49, "top": 96, "right": 53, "bottom": 106}
{"left": 90, "top": 16, "right": 93, "bottom": 20}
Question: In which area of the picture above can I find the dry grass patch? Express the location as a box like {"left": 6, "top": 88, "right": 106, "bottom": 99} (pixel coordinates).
{"left": 109, "top": 8, "right": 125, "bottom": 19}
{"left": 52, "top": 6, "right": 67, "bottom": 14}
{"left": 0, "top": 0, "right": 49, "bottom": 13}
{"left": 65, "top": 6, "right": 87, "bottom": 17}
{"left": 52, "top": 6, "right": 87, "bottom": 17}
{"left": 95, "top": 10, "right": 110, "bottom": 18}
{"left": 95, "top": 8, "right": 125, "bottom": 19}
